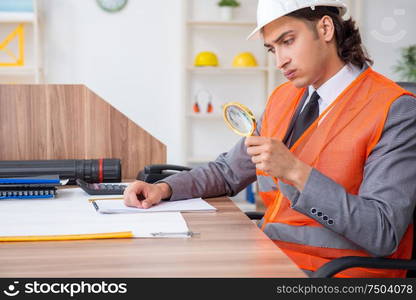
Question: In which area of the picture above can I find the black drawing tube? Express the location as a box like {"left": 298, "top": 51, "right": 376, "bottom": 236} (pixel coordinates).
{"left": 0, "top": 159, "right": 121, "bottom": 184}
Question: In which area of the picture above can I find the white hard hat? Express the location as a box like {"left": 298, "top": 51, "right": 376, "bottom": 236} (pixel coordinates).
{"left": 248, "top": 0, "right": 348, "bottom": 39}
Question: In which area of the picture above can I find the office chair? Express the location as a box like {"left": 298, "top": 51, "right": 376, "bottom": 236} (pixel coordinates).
{"left": 246, "top": 81, "right": 416, "bottom": 278}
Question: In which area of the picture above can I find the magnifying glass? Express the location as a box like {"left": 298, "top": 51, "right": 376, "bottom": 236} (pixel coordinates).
{"left": 223, "top": 102, "right": 280, "bottom": 205}
{"left": 222, "top": 102, "right": 257, "bottom": 137}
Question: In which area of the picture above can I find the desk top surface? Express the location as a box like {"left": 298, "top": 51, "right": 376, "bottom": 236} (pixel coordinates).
{"left": 0, "top": 196, "right": 305, "bottom": 278}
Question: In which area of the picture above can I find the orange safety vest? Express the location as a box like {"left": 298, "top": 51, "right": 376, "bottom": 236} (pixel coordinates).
{"left": 257, "top": 67, "right": 414, "bottom": 277}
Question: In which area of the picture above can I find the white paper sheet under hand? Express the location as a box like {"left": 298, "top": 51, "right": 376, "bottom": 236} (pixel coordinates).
{"left": 93, "top": 198, "right": 217, "bottom": 214}
{"left": 0, "top": 188, "right": 191, "bottom": 239}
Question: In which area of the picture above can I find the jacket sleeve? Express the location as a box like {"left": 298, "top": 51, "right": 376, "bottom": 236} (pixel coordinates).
{"left": 158, "top": 116, "right": 263, "bottom": 201}
{"left": 279, "top": 95, "right": 416, "bottom": 257}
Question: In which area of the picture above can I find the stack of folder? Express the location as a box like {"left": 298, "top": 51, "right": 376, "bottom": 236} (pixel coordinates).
{"left": 0, "top": 175, "right": 63, "bottom": 199}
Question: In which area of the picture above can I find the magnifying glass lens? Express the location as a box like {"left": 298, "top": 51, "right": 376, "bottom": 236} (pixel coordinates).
{"left": 223, "top": 103, "right": 256, "bottom": 137}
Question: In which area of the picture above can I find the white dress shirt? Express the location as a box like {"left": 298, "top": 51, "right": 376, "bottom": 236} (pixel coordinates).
{"left": 301, "top": 64, "right": 362, "bottom": 124}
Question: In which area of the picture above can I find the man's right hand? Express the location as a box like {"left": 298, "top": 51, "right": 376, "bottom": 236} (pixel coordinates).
{"left": 123, "top": 181, "right": 172, "bottom": 209}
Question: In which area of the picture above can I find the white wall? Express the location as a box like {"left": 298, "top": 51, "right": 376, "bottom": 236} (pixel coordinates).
{"left": 360, "top": 0, "right": 416, "bottom": 81}
{"left": 39, "top": 0, "right": 185, "bottom": 164}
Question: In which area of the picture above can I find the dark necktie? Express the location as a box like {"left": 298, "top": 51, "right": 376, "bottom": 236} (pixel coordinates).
{"left": 288, "top": 91, "right": 320, "bottom": 148}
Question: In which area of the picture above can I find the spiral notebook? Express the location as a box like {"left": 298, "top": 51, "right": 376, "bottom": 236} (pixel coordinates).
{"left": 0, "top": 175, "right": 63, "bottom": 199}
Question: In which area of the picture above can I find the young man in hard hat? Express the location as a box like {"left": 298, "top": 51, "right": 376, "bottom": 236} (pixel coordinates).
{"left": 124, "top": 0, "right": 416, "bottom": 277}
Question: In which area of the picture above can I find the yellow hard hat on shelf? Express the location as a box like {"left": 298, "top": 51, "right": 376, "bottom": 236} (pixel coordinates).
{"left": 232, "top": 52, "right": 258, "bottom": 67}
{"left": 194, "top": 51, "right": 219, "bottom": 67}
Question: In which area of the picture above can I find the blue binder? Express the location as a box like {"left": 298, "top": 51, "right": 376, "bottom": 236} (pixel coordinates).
{"left": 0, "top": 175, "right": 61, "bottom": 199}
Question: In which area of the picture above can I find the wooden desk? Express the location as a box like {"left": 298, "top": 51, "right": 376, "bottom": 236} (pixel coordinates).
{"left": 0, "top": 197, "right": 305, "bottom": 278}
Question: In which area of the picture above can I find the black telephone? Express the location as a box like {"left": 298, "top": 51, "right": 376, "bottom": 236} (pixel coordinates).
{"left": 136, "top": 164, "right": 192, "bottom": 184}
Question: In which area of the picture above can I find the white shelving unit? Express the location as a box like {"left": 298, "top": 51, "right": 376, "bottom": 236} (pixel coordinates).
{"left": 182, "top": 0, "right": 284, "bottom": 166}
{"left": 0, "top": 0, "right": 42, "bottom": 83}
{"left": 0, "top": 12, "right": 35, "bottom": 22}
{"left": 187, "top": 66, "right": 269, "bottom": 73}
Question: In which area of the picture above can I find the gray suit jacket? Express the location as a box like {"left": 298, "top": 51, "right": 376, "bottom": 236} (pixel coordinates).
{"left": 161, "top": 91, "right": 416, "bottom": 258}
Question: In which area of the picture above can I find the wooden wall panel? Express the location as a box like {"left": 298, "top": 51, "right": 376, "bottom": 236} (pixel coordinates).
{"left": 0, "top": 85, "right": 48, "bottom": 159}
{"left": 47, "top": 85, "right": 87, "bottom": 159}
{"left": 0, "top": 84, "right": 166, "bottom": 180}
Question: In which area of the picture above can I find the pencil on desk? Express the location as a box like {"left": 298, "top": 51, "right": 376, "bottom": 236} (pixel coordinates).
{"left": 88, "top": 197, "right": 124, "bottom": 202}
{"left": 0, "top": 231, "right": 134, "bottom": 242}
{"left": 150, "top": 231, "right": 199, "bottom": 237}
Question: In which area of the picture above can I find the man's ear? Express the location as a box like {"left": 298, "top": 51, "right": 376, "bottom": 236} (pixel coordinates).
{"left": 317, "top": 15, "right": 335, "bottom": 42}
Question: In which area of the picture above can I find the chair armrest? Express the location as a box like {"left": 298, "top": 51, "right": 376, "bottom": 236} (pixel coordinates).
{"left": 312, "top": 256, "right": 416, "bottom": 278}
{"left": 245, "top": 211, "right": 264, "bottom": 220}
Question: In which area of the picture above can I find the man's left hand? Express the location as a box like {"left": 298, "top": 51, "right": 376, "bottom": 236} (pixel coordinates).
{"left": 245, "top": 136, "right": 312, "bottom": 191}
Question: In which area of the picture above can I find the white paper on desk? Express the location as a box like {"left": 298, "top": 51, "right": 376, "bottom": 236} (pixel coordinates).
{"left": 92, "top": 198, "right": 217, "bottom": 214}
{"left": 0, "top": 188, "right": 191, "bottom": 238}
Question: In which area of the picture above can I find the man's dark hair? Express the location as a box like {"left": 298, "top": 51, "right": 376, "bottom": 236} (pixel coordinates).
{"left": 287, "top": 6, "right": 373, "bottom": 68}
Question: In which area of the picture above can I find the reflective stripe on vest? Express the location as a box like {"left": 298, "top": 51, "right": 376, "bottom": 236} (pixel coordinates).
{"left": 263, "top": 222, "right": 363, "bottom": 251}
{"left": 257, "top": 175, "right": 278, "bottom": 192}
{"left": 258, "top": 68, "right": 415, "bottom": 278}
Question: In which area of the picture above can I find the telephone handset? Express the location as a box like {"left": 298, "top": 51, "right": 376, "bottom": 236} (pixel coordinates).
{"left": 136, "top": 164, "right": 192, "bottom": 183}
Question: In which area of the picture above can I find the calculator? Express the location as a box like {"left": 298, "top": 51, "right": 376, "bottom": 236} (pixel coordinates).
{"left": 76, "top": 179, "right": 127, "bottom": 195}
